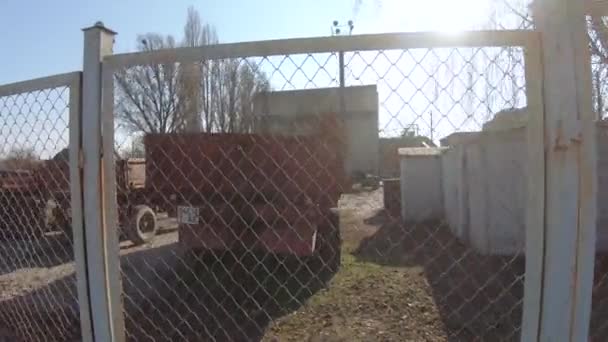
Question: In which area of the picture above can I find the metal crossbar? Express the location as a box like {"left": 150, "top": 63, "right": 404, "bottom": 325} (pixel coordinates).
{"left": 0, "top": 71, "right": 84, "bottom": 341}
{"left": 103, "top": 31, "right": 538, "bottom": 341}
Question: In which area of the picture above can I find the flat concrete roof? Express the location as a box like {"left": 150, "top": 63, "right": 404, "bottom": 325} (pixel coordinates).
{"left": 439, "top": 132, "right": 480, "bottom": 147}
{"left": 398, "top": 147, "right": 447, "bottom": 157}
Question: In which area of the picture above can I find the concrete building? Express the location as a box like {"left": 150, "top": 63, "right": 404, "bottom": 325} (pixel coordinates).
{"left": 253, "top": 85, "right": 379, "bottom": 177}
{"left": 399, "top": 147, "right": 446, "bottom": 222}
{"left": 441, "top": 128, "right": 527, "bottom": 255}
{"left": 400, "top": 108, "right": 608, "bottom": 255}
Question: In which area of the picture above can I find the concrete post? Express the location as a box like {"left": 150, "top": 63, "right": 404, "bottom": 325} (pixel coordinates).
{"left": 521, "top": 1, "right": 597, "bottom": 341}
{"left": 82, "top": 21, "right": 125, "bottom": 342}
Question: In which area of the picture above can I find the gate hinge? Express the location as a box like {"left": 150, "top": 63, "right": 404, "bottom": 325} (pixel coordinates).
{"left": 554, "top": 119, "right": 582, "bottom": 150}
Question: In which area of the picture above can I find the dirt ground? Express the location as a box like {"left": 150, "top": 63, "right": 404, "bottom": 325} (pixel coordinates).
{"left": 0, "top": 217, "right": 179, "bottom": 342}
{"left": 264, "top": 189, "right": 525, "bottom": 342}
{"left": 2, "top": 188, "right": 608, "bottom": 341}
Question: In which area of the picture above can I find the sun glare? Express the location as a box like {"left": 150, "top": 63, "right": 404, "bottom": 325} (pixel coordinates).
{"left": 437, "top": 0, "right": 490, "bottom": 32}
{"left": 381, "top": 0, "right": 492, "bottom": 34}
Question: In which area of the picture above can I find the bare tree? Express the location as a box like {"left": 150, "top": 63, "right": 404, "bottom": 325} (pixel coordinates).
{"left": 588, "top": 16, "right": 608, "bottom": 118}
{"left": 503, "top": 2, "right": 608, "bottom": 118}
{"left": 182, "top": 7, "right": 270, "bottom": 133}
{"left": 115, "top": 7, "right": 269, "bottom": 135}
{"left": 2, "top": 147, "right": 40, "bottom": 170}
{"left": 115, "top": 34, "right": 183, "bottom": 134}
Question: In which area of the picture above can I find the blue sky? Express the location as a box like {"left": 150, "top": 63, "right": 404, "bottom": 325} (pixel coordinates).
{"left": 0, "top": 0, "right": 502, "bottom": 84}
{"left": 1, "top": 0, "right": 527, "bottom": 156}
{"left": 0, "top": 0, "right": 369, "bottom": 84}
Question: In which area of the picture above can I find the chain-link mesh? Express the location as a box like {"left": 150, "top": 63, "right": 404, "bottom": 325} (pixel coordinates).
{"left": 0, "top": 79, "right": 80, "bottom": 341}
{"left": 342, "top": 46, "right": 526, "bottom": 341}
{"left": 587, "top": 3, "right": 608, "bottom": 339}
{"left": 107, "top": 39, "right": 530, "bottom": 341}
{"left": 490, "top": 0, "right": 534, "bottom": 29}
{"left": 593, "top": 234, "right": 608, "bottom": 341}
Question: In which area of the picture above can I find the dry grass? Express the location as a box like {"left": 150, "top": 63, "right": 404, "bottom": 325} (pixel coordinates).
{"left": 263, "top": 249, "right": 445, "bottom": 342}
{"left": 263, "top": 198, "right": 446, "bottom": 342}
{"left": 264, "top": 189, "right": 526, "bottom": 342}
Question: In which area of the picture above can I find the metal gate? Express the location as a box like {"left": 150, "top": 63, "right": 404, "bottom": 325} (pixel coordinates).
{"left": 98, "top": 29, "right": 542, "bottom": 341}
{"left": 0, "top": 0, "right": 602, "bottom": 339}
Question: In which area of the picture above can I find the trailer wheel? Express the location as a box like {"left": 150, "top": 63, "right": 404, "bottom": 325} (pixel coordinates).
{"left": 127, "top": 205, "right": 158, "bottom": 245}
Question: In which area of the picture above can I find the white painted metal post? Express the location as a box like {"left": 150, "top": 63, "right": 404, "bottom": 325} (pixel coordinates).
{"left": 521, "top": 32, "right": 546, "bottom": 342}
{"left": 522, "top": 0, "right": 597, "bottom": 341}
{"left": 68, "top": 73, "right": 95, "bottom": 342}
{"left": 82, "top": 22, "right": 125, "bottom": 342}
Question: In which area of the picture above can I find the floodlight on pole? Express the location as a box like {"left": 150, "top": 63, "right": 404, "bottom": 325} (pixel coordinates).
{"left": 331, "top": 20, "right": 355, "bottom": 36}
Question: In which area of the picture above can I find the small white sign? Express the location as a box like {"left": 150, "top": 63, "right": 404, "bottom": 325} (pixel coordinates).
{"left": 177, "top": 206, "right": 199, "bottom": 225}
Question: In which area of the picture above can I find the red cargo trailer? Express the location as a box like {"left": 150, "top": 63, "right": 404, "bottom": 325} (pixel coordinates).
{"left": 28, "top": 113, "right": 347, "bottom": 258}
{"left": 144, "top": 131, "right": 345, "bottom": 259}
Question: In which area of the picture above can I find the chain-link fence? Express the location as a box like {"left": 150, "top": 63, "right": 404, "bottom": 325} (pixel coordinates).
{"left": 589, "top": 4, "right": 608, "bottom": 340}
{"left": 100, "top": 32, "right": 538, "bottom": 341}
{"left": 0, "top": 73, "right": 82, "bottom": 341}
{"left": 592, "top": 121, "right": 608, "bottom": 339}
{"left": 586, "top": 3, "right": 608, "bottom": 340}
{"left": 1, "top": 1, "right": 606, "bottom": 339}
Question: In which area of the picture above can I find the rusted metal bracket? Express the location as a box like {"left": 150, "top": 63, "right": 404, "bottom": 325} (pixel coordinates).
{"left": 554, "top": 119, "right": 583, "bottom": 150}
{"left": 78, "top": 149, "right": 85, "bottom": 169}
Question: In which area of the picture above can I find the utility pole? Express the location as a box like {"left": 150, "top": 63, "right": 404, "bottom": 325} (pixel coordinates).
{"left": 331, "top": 19, "right": 354, "bottom": 90}
{"left": 331, "top": 20, "right": 354, "bottom": 115}
{"left": 331, "top": 20, "right": 355, "bottom": 174}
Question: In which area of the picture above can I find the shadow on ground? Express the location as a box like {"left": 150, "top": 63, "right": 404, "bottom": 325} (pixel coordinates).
{"left": 354, "top": 209, "right": 525, "bottom": 341}
{"left": 121, "top": 247, "right": 335, "bottom": 341}
{"left": 0, "top": 223, "right": 178, "bottom": 276}
{"left": 0, "top": 240, "right": 335, "bottom": 341}
{"left": 0, "top": 233, "right": 75, "bottom": 275}
{"left": 0, "top": 273, "right": 80, "bottom": 341}
{"left": 5, "top": 203, "right": 608, "bottom": 341}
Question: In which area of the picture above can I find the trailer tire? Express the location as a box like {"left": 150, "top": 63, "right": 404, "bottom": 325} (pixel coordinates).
{"left": 127, "top": 205, "right": 158, "bottom": 245}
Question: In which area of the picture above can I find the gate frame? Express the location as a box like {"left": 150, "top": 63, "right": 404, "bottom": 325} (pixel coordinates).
{"left": 0, "top": 11, "right": 599, "bottom": 341}
{"left": 521, "top": 0, "right": 598, "bottom": 341}
{"left": 0, "top": 71, "right": 91, "bottom": 341}
{"left": 100, "top": 28, "right": 543, "bottom": 342}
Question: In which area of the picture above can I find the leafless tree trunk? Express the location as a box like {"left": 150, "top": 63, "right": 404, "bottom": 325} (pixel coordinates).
{"left": 506, "top": 2, "right": 608, "bottom": 118}
{"left": 1, "top": 147, "right": 40, "bottom": 170}
{"left": 115, "top": 6, "right": 269, "bottom": 135}
{"left": 115, "top": 34, "right": 184, "bottom": 134}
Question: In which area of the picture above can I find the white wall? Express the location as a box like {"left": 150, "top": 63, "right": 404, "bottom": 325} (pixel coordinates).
{"left": 465, "top": 128, "right": 527, "bottom": 255}
{"left": 441, "top": 124, "right": 608, "bottom": 255}
{"left": 400, "top": 149, "right": 444, "bottom": 222}
{"left": 404, "top": 128, "right": 527, "bottom": 255}
{"left": 253, "top": 85, "right": 379, "bottom": 176}
{"left": 442, "top": 144, "right": 469, "bottom": 242}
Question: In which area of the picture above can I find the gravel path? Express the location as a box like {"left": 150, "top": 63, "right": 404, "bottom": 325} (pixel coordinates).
{"left": 0, "top": 217, "right": 178, "bottom": 342}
